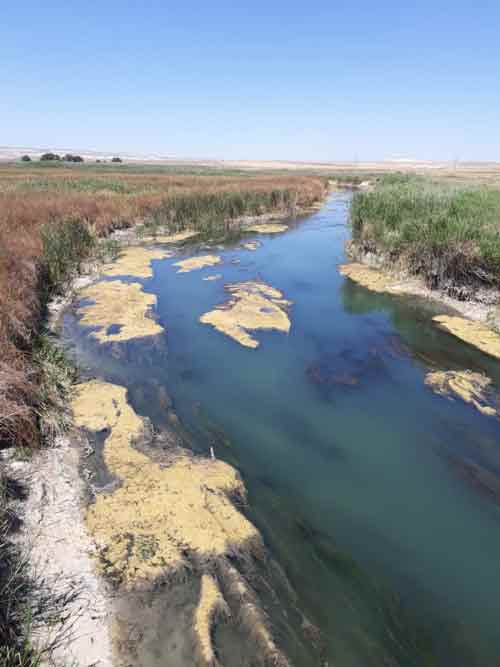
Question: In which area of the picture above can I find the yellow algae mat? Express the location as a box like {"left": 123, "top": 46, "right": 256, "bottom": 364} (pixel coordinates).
{"left": 339, "top": 262, "right": 420, "bottom": 295}
{"left": 244, "top": 223, "right": 288, "bottom": 234}
{"left": 242, "top": 240, "right": 262, "bottom": 251}
{"left": 78, "top": 280, "right": 163, "bottom": 343}
{"left": 200, "top": 280, "right": 291, "bottom": 348}
{"left": 193, "top": 574, "right": 229, "bottom": 665}
{"left": 425, "top": 370, "right": 498, "bottom": 417}
{"left": 72, "top": 380, "right": 260, "bottom": 588}
{"left": 141, "top": 230, "right": 199, "bottom": 244}
{"left": 173, "top": 254, "right": 221, "bottom": 273}
{"left": 102, "top": 247, "right": 170, "bottom": 278}
{"left": 433, "top": 315, "right": 500, "bottom": 360}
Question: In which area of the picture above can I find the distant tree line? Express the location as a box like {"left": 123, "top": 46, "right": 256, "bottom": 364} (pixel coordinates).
{"left": 20, "top": 153, "right": 124, "bottom": 164}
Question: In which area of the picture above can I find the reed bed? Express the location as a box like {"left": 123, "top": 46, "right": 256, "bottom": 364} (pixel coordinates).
{"left": 0, "top": 165, "right": 326, "bottom": 451}
{"left": 351, "top": 174, "right": 500, "bottom": 289}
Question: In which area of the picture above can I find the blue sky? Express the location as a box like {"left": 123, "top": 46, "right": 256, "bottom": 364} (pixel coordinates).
{"left": 2, "top": 1, "right": 499, "bottom": 161}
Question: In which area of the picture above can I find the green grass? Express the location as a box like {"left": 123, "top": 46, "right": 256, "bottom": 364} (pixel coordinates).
{"left": 351, "top": 174, "right": 500, "bottom": 288}
{"left": 140, "top": 188, "right": 297, "bottom": 240}
{"left": 33, "top": 334, "right": 77, "bottom": 444}
{"left": 40, "top": 218, "right": 95, "bottom": 292}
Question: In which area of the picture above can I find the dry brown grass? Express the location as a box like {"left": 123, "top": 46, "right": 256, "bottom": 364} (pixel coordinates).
{"left": 0, "top": 165, "right": 326, "bottom": 449}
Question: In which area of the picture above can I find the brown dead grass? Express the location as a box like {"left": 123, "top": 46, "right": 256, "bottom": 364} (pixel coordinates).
{"left": 0, "top": 165, "right": 326, "bottom": 449}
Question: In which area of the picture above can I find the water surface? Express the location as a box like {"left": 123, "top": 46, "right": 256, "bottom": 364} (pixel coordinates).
{"left": 65, "top": 193, "right": 500, "bottom": 666}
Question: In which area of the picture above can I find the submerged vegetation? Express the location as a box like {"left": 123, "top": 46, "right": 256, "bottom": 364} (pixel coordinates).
{"left": 351, "top": 174, "right": 500, "bottom": 291}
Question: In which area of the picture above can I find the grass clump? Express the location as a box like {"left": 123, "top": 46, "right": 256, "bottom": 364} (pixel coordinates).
{"left": 145, "top": 188, "right": 298, "bottom": 239}
{"left": 33, "top": 335, "right": 77, "bottom": 444}
{"left": 40, "top": 218, "right": 95, "bottom": 292}
{"left": 351, "top": 174, "right": 500, "bottom": 290}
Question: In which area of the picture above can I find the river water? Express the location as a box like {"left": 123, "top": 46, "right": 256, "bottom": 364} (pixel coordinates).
{"left": 64, "top": 192, "right": 500, "bottom": 666}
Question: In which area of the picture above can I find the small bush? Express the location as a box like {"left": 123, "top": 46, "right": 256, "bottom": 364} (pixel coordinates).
{"left": 62, "top": 154, "right": 84, "bottom": 163}
{"left": 111, "top": 157, "right": 122, "bottom": 163}
{"left": 20, "top": 156, "right": 31, "bottom": 163}
{"left": 39, "top": 153, "right": 60, "bottom": 162}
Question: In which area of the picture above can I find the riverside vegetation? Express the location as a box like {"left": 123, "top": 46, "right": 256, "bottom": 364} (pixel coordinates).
{"left": 350, "top": 173, "right": 500, "bottom": 293}
{"left": 0, "top": 162, "right": 326, "bottom": 663}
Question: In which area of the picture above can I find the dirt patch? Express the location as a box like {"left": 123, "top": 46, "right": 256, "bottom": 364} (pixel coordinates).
{"left": 103, "top": 247, "right": 170, "bottom": 278}
{"left": 18, "top": 439, "right": 113, "bottom": 667}
{"left": 200, "top": 280, "right": 292, "bottom": 349}
{"left": 173, "top": 255, "right": 222, "bottom": 274}
{"left": 425, "top": 370, "right": 499, "bottom": 417}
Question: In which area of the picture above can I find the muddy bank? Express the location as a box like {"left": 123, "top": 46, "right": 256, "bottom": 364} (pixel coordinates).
{"left": 340, "top": 243, "right": 500, "bottom": 358}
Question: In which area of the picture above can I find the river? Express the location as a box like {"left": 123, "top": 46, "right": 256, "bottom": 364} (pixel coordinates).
{"left": 64, "top": 192, "right": 500, "bottom": 666}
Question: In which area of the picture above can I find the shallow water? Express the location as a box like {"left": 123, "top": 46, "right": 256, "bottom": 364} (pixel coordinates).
{"left": 65, "top": 193, "right": 500, "bottom": 666}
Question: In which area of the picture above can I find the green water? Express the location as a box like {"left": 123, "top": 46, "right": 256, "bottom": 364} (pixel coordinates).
{"left": 64, "top": 193, "right": 500, "bottom": 666}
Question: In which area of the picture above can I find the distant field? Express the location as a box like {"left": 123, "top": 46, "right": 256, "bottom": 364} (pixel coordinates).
{"left": 2, "top": 152, "right": 500, "bottom": 185}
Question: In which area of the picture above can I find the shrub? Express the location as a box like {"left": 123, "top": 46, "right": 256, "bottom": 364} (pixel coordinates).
{"left": 39, "top": 153, "right": 60, "bottom": 162}
{"left": 62, "top": 154, "right": 84, "bottom": 163}
{"left": 111, "top": 157, "right": 122, "bottom": 163}
{"left": 20, "top": 156, "right": 31, "bottom": 163}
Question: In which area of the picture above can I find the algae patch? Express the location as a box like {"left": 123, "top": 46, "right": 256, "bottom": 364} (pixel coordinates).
{"left": 174, "top": 255, "right": 221, "bottom": 274}
{"left": 142, "top": 230, "right": 199, "bottom": 244}
{"left": 433, "top": 315, "right": 500, "bottom": 360}
{"left": 244, "top": 223, "right": 288, "bottom": 234}
{"left": 72, "top": 380, "right": 291, "bottom": 664}
{"left": 193, "top": 575, "right": 229, "bottom": 666}
{"left": 425, "top": 370, "right": 499, "bottom": 417}
{"left": 242, "top": 240, "right": 261, "bottom": 251}
{"left": 339, "top": 262, "right": 420, "bottom": 295}
{"left": 200, "top": 280, "right": 292, "bottom": 349}
{"left": 78, "top": 280, "right": 163, "bottom": 343}
{"left": 72, "top": 380, "right": 260, "bottom": 588}
{"left": 102, "top": 247, "right": 170, "bottom": 279}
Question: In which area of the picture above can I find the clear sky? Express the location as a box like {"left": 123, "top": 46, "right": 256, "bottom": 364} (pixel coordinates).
{"left": 2, "top": 1, "right": 499, "bottom": 161}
